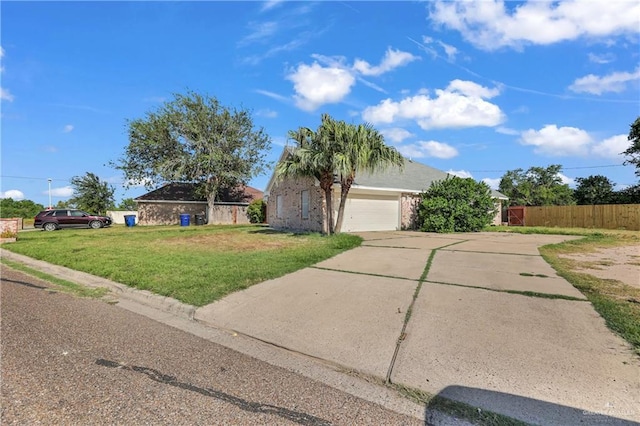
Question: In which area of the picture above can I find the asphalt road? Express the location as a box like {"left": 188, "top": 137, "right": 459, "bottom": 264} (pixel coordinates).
{"left": 1, "top": 266, "right": 420, "bottom": 425}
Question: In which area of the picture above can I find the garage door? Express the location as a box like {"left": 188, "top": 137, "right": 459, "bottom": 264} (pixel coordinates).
{"left": 340, "top": 194, "right": 399, "bottom": 232}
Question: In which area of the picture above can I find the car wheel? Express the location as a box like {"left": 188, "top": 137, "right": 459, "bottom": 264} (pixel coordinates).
{"left": 89, "top": 220, "right": 103, "bottom": 229}
{"left": 43, "top": 222, "right": 57, "bottom": 231}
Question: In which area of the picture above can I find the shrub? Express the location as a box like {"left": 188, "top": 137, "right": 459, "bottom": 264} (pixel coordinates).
{"left": 418, "top": 177, "right": 496, "bottom": 233}
{"left": 247, "top": 199, "right": 266, "bottom": 223}
{"left": 1, "top": 230, "right": 17, "bottom": 239}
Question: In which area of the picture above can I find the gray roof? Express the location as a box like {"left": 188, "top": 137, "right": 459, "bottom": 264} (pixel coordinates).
{"left": 354, "top": 159, "right": 451, "bottom": 192}
{"left": 354, "top": 159, "right": 508, "bottom": 199}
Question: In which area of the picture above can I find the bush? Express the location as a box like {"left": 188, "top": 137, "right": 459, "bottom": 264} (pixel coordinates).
{"left": 418, "top": 177, "right": 496, "bottom": 233}
{"left": 247, "top": 199, "right": 266, "bottom": 223}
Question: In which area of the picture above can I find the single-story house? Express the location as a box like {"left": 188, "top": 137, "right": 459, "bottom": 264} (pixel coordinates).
{"left": 135, "top": 182, "right": 263, "bottom": 226}
{"left": 265, "top": 149, "right": 507, "bottom": 233}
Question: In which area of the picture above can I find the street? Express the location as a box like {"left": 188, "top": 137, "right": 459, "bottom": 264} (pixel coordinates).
{"left": 1, "top": 266, "right": 419, "bottom": 425}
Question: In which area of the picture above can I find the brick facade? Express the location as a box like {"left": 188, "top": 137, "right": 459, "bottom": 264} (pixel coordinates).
{"left": 1, "top": 218, "right": 19, "bottom": 241}
{"left": 267, "top": 176, "right": 324, "bottom": 233}
{"left": 400, "top": 194, "right": 421, "bottom": 230}
{"left": 137, "top": 202, "right": 252, "bottom": 226}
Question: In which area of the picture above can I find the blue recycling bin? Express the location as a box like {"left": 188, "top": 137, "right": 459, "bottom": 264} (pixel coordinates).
{"left": 180, "top": 213, "right": 190, "bottom": 226}
{"left": 124, "top": 215, "right": 136, "bottom": 227}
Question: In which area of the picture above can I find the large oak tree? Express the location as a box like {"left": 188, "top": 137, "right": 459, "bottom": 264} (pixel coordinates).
{"left": 114, "top": 92, "right": 271, "bottom": 222}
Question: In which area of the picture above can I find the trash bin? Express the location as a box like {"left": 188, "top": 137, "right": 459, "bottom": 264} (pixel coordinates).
{"left": 194, "top": 214, "right": 206, "bottom": 226}
{"left": 124, "top": 215, "right": 136, "bottom": 227}
{"left": 180, "top": 213, "right": 190, "bottom": 226}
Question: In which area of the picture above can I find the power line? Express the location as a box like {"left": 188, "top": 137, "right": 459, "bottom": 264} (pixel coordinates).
{"left": 468, "top": 164, "right": 627, "bottom": 173}
{"left": 1, "top": 176, "right": 71, "bottom": 182}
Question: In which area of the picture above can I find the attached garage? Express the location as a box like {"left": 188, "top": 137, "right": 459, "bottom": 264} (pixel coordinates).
{"left": 339, "top": 193, "right": 400, "bottom": 232}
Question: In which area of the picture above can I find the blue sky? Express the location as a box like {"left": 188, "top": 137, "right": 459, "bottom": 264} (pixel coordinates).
{"left": 2, "top": 1, "right": 639, "bottom": 208}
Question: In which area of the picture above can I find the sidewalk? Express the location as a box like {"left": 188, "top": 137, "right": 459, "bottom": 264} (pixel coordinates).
{"left": 3, "top": 232, "right": 639, "bottom": 425}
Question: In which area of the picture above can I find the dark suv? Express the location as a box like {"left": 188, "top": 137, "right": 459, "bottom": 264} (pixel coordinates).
{"left": 34, "top": 209, "right": 112, "bottom": 231}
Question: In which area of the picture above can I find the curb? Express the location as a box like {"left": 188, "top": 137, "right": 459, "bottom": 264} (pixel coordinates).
{"left": 0, "top": 248, "right": 196, "bottom": 320}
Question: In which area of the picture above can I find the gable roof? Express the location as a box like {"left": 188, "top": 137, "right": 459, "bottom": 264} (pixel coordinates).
{"left": 135, "top": 182, "right": 263, "bottom": 203}
{"left": 354, "top": 159, "right": 508, "bottom": 199}
{"left": 266, "top": 147, "right": 507, "bottom": 199}
{"left": 354, "top": 159, "right": 451, "bottom": 193}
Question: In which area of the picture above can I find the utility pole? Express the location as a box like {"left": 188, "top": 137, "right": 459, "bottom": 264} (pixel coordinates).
{"left": 47, "top": 178, "right": 52, "bottom": 209}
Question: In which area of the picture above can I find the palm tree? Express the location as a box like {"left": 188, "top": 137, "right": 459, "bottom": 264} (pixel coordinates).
{"left": 276, "top": 114, "right": 339, "bottom": 234}
{"left": 329, "top": 120, "right": 404, "bottom": 233}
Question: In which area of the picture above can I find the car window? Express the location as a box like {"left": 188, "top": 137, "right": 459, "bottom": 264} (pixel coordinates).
{"left": 54, "top": 210, "right": 67, "bottom": 216}
{"left": 70, "top": 210, "right": 85, "bottom": 217}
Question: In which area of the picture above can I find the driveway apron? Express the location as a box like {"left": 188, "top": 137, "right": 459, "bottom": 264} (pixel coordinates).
{"left": 195, "top": 231, "right": 640, "bottom": 425}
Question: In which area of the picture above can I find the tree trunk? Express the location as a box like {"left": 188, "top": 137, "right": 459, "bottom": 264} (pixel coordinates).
{"left": 206, "top": 194, "right": 215, "bottom": 225}
{"left": 333, "top": 176, "right": 353, "bottom": 234}
{"left": 319, "top": 171, "right": 334, "bottom": 235}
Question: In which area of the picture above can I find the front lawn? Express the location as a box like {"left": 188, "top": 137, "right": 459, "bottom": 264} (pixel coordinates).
{"left": 4, "top": 225, "right": 361, "bottom": 306}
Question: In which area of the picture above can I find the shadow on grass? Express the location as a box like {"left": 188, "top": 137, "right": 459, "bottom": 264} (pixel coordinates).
{"left": 424, "top": 385, "right": 637, "bottom": 426}
{"left": 248, "top": 227, "right": 315, "bottom": 237}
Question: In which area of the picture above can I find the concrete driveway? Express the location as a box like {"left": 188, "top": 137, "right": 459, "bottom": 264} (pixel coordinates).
{"left": 195, "top": 231, "right": 640, "bottom": 425}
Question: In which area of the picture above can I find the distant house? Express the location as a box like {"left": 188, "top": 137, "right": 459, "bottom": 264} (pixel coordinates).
{"left": 135, "top": 182, "right": 263, "bottom": 226}
{"left": 265, "top": 149, "right": 507, "bottom": 233}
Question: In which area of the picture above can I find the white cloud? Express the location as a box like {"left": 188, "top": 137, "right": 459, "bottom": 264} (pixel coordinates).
{"left": 446, "top": 79, "right": 500, "bottom": 99}
{"left": 495, "top": 126, "right": 519, "bottom": 135}
{"left": 429, "top": 0, "right": 640, "bottom": 51}
{"left": 0, "top": 189, "right": 25, "bottom": 200}
{"left": 380, "top": 127, "right": 414, "bottom": 144}
{"left": 254, "top": 89, "right": 289, "bottom": 102}
{"left": 256, "top": 109, "right": 278, "bottom": 118}
{"left": 287, "top": 62, "right": 356, "bottom": 111}
{"left": 521, "top": 125, "right": 632, "bottom": 160}
{"left": 439, "top": 41, "right": 459, "bottom": 61}
{"left": 261, "top": 0, "right": 284, "bottom": 12}
{"left": 520, "top": 125, "right": 592, "bottom": 156}
{"left": 588, "top": 52, "right": 615, "bottom": 64}
{"left": 272, "top": 136, "right": 287, "bottom": 147}
{"left": 569, "top": 67, "right": 640, "bottom": 95}
{"left": 352, "top": 47, "right": 419, "bottom": 76}
{"left": 420, "top": 36, "right": 460, "bottom": 61}
{"left": 238, "top": 21, "right": 278, "bottom": 46}
{"left": 482, "top": 178, "right": 501, "bottom": 190}
{"left": 592, "top": 134, "right": 629, "bottom": 159}
{"left": 50, "top": 186, "right": 74, "bottom": 197}
{"left": 63, "top": 124, "right": 74, "bottom": 133}
{"left": 397, "top": 140, "right": 458, "bottom": 159}
{"left": 447, "top": 169, "right": 473, "bottom": 178}
{"left": 362, "top": 80, "right": 504, "bottom": 130}
{"left": 1, "top": 87, "right": 14, "bottom": 102}
{"left": 557, "top": 173, "right": 575, "bottom": 186}
{"left": 0, "top": 46, "right": 4, "bottom": 58}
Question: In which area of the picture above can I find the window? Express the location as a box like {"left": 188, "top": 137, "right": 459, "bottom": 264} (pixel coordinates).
{"left": 301, "top": 190, "right": 309, "bottom": 219}
{"left": 276, "top": 195, "right": 283, "bottom": 219}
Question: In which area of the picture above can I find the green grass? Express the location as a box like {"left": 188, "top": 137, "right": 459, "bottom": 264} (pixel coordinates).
{"left": 3, "top": 224, "right": 361, "bottom": 306}
{"left": 2, "top": 258, "right": 110, "bottom": 299}
{"left": 394, "top": 383, "right": 529, "bottom": 426}
{"left": 486, "top": 226, "right": 640, "bottom": 355}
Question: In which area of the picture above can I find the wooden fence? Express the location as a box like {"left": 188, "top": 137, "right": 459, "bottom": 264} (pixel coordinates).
{"left": 508, "top": 204, "right": 640, "bottom": 231}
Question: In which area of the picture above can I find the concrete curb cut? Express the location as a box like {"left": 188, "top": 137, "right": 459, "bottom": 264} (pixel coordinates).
{"left": 0, "top": 248, "right": 196, "bottom": 320}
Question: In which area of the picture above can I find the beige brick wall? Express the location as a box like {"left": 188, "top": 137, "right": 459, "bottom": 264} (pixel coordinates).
{"left": 1, "top": 218, "right": 19, "bottom": 236}
{"left": 267, "top": 176, "right": 324, "bottom": 232}
{"left": 401, "top": 194, "right": 421, "bottom": 230}
{"left": 137, "top": 202, "right": 251, "bottom": 226}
